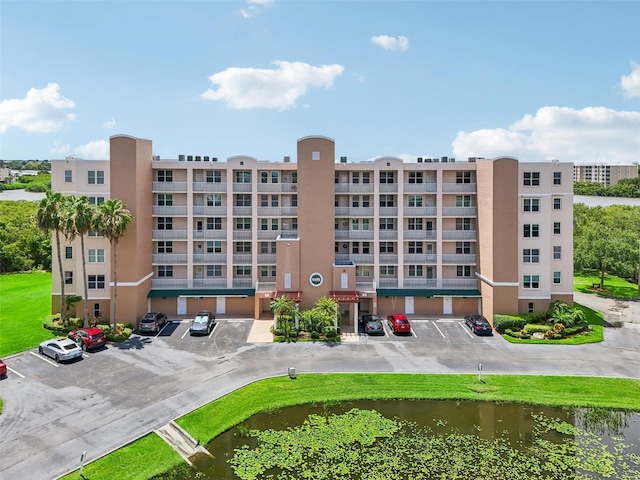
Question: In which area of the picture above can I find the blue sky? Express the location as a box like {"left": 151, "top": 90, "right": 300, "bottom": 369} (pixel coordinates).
{"left": 1, "top": 0, "right": 639, "bottom": 164}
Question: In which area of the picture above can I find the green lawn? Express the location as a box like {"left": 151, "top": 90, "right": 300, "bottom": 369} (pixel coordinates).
{"left": 574, "top": 270, "right": 640, "bottom": 299}
{"left": 60, "top": 373, "right": 640, "bottom": 480}
{"left": 0, "top": 271, "right": 54, "bottom": 356}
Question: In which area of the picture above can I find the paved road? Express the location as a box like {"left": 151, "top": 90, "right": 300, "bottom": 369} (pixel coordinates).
{"left": 1, "top": 297, "right": 639, "bottom": 480}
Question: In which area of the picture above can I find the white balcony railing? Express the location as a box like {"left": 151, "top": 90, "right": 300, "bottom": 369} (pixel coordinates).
{"left": 441, "top": 230, "right": 477, "bottom": 240}
{"left": 192, "top": 181, "right": 227, "bottom": 192}
{"left": 403, "top": 230, "right": 437, "bottom": 240}
{"left": 193, "top": 206, "right": 226, "bottom": 215}
{"left": 193, "top": 230, "right": 227, "bottom": 240}
{"left": 152, "top": 181, "right": 187, "bottom": 192}
{"left": 152, "top": 206, "right": 188, "bottom": 216}
{"left": 441, "top": 254, "right": 477, "bottom": 264}
{"left": 152, "top": 229, "right": 188, "bottom": 240}
{"left": 442, "top": 183, "right": 476, "bottom": 193}
{"left": 193, "top": 253, "right": 227, "bottom": 263}
{"left": 442, "top": 207, "right": 477, "bottom": 217}
{"left": 152, "top": 254, "right": 188, "bottom": 264}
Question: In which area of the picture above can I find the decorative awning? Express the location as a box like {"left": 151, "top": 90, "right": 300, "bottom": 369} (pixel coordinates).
{"left": 271, "top": 291, "right": 303, "bottom": 303}
{"left": 330, "top": 291, "right": 361, "bottom": 303}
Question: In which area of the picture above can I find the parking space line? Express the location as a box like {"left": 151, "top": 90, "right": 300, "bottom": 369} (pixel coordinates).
{"left": 181, "top": 327, "right": 190, "bottom": 339}
{"left": 411, "top": 328, "right": 418, "bottom": 338}
{"left": 82, "top": 353, "right": 90, "bottom": 358}
{"left": 29, "top": 351, "right": 59, "bottom": 367}
{"left": 208, "top": 323, "right": 218, "bottom": 339}
{"left": 7, "top": 366, "right": 25, "bottom": 378}
{"left": 458, "top": 321, "right": 474, "bottom": 338}
{"left": 431, "top": 321, "right": 446, "bottom": 339}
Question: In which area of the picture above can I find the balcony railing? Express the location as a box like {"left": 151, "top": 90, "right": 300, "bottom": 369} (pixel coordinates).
{"left": 232, "top": 254, "right": 252, "bottom": 264}
{"left": 192, "top": 279, "right": 228, "bottom": 288}
{"left": 441, "top": 254, "right": 477, "bottom": 264}
{"left": 378, "top": 278, "right": 398, "bottom": 288}
{"left": 257, "top": 206, "right": 298, "bottom": 216}
{"left": 193, "top": 253, "right": 227, "bottom": 263}
{"left": 153, "top": 206, "right": 188, "bottom": 216}
{"left": 152, "top": 181, "right": 187, "bottom": 192}
{"left": 193, "top": 206, "right": 226, "bottom": 215}
{"left": 403, "top": 207, "right": 437, "bottom": 216}
{"left": 356, "top": 282, "right": 376, "bottom": 292}
{"left": 402, "top": 278, "right": 438, "bottom": 288}
{"left": 193, "top": 230, "right": 227, "bottom": 240}
{"left": 403, "top": 254, "right": 437, "bottom": 264}
{"left": 151, "top": 279, "right": 189, "bottom": 288}
{"left": 379, "top": 207, "right": 398, "bottom": 216}
{"left": 193, "top": 182, "right": 227, "bottom": 192}
{"left": 257, "top": 253, "right": 276, "bottom": 264}
{"left": 441, "top": 230, "right": 477, "bottom": 240}
{"left": 379, "top": 184, "right": 398, "bottom": 193}
{"left": 232, "top": 279, "right": 253, "bottom": 288}
{"left": 232, "top": 231, "right": 253, "bottom": 240}
{"left": 442, "top": 207, "right": 477, "bottom": 217}
{"left": 152, "top": 254, "right": 188, "bottom": 264}
{"left": 335, "top": 207, "right": 374, "bottom": 216}
{"left": 233, "top": 206, "right": 252, "bottom": 216}
{"left": 403, "top": 230, "right": 436, "bottom": 240}
{"left": 153, "top": 229, "right": 188, "bottom": 240}
{"left": 442, "top": 183, "right": 476, "bottom": 193}
{"left": 232, "top": 183, "right": 252, "bottom": 192}
{"left": 379, "top": 230, "right": 398, "bottom": 240}
{"left": 403, "top": 183, "right": 437, "bottom": 193}
{"left": 441, "top": 278, "right": 478, "bottom": 289}
{"left": 256, "top": 281, "right": 276, "bottom": 292}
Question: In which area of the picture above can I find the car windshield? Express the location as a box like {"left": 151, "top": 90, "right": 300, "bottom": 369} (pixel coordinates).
{"left": 397, "top": 319, "right": 409, "bottom": 324}
{"left": 141, "top": 318, "right": 155, "bottom": 323}
{"left": 194, "top": 317, "right": 207, "bottom": 324}
{"left": 62, "top": 343, "right": 77, "bottom": 351}
{"left": 91, "top": 332, "right": 105, "bottom": 339}
{"left": 368, "top": 320, "right": 382, "bottom": 327}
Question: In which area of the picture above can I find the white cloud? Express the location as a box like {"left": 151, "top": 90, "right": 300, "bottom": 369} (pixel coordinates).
{"left": 202, "top": 61, "right": 344, "bottom": 110}
{"left": 620, "top": 61, "right": 640, "bottom": 98}
{"left": 103, "top": 117, "right": 116, "bottom": 129}
{"left": 452, "top": 106, "right": 640, "bottom": 164}
{"left": 50, "top": 140, "right": 71, "bottom": 156}
{"left": 371, "top": 35, "right": 409, "bottom": 52}
{"left": 73, "top": 140, "right": 109, "bottom": 160}
{"left": 0, "top": 83, "right": 76, "bottom": 134}
{"left": 240, "top": 0, "right": 274, "bottom": 18}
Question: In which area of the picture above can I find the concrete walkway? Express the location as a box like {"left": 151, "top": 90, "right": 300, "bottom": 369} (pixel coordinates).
{"left": 155, "top": 421, "right": 211, "bottom": 465}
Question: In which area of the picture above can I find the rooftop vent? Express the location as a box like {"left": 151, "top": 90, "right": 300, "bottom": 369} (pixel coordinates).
{"left": 284, "top": 156, "right": 290, "bottom": 163}
{"left": 340, "top": 156, "right": 347, "bottom": 163}
{"left": 425, "top": 158, "right": 432, "bottom": 163}
{"left": 203, "top": 156, "right": 209, "bottom": 161}
{"left": 187, "top": 155, "right": 193, "bottom": 161}
{"left": 152, "top": 155, "right": 160, "bottom": 161}
{"left": 178, "top": 155, "right": 185, "bottom": 161}
{"left": 212, "top": 157, "right": 218, "bottom": 162}
{"left": 417, "top": 157, "right": 423, "bottom": 163}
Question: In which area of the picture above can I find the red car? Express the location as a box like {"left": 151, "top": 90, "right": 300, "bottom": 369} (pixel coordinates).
{"left": 387, "top": 314, "right": 411, "bottom": 334}
{"left": 0, "top": 358, "right": 6, "bottom": 378}
{"left": 68, "top": 327, "right": 107, "bottom": 351}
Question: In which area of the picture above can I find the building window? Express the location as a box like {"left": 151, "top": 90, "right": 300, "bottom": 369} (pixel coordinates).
{"left": 260, "top": 266, "right": 276, "bottom": 278}
{"left": 408, "top": 218, "right": 423, "bottom": 230}
{"left": 65, "top": 246, "right": 73, "bottom": 259}
{"left": 362, "top": 242, "right": 370, "bottom": 254}
{"left": 380, "top": 265, "right": 396, "bottom": 276}
{"left": 408, "top": 241, "right": 423, "bottom": 254}
{"left": 553, "top": 171, "right": 562, "bottom": 185}
{"left": 206, "top": 241, "right": 221, "bottom": 253}
{"left": 235, "top": 266, "right": 251, "bottom": 276}
{"left": 206, "top": 171, "right": 221, "bottom": 183}
{"left": 380, "top": 171, "right": 395, "bottom": 184}
{"left": 235, "top": 171, "right": 251, "bottom": 183}
{"left": 553, "top": 271, "right": 561, "bottom": 284}
{"left": 157, "top": 194, "right": 173, "bottom": 206}
{"left": 356, "top": 265, "right": 371, "bottom": 277}
{"left": 235, "top": 242, "right": 251, "bottom": 253}
{"left": 88, "top": 170, "right": 105, "bottom": 185}
{"left": 553, "top": 197, "right": 562, "bottom": 210}
{"left": 260, "top": 242, "right": 276, "bottom": 254}
{"left": 409, "top": 265, "right": 423, "bottom": 277}
{"left": 88, "top": 249, "right": 105, "bottom": 263}
{"left": 351, "top": 196, "right": 360, "bottom": 208}
{"left": 523, "top": 171, "right": 540, "bottom": 186}
{"left": 380, "top": 242, "right": 395, "bottom": 253}
{"left": 553, "top": 222, "right": 561, "bottom": 235}
{"left": 456, "top": 242, "right": 471, "bottom": 254}
{"left": 88, "top": 196, "right": 105, "bottom": 205}
{"left": 523, "top": 198, "right": 540, "bottom": 212}
{"left": 456, "top": 218, "right": 472, "bottom": 230}
{"left": 380, "top": 195, "right": 395, "bottom": 207}
{"left": 207, "top": 265, "right": 222, "bottom": 277}
{"left": 456, "top": 195, "right": 472, "bottom": 207}
{"left": 236, "top": 218, "right": 251, "bottom": 230}
{"left": 206, "top": 194, "right": 222, "bottom": 207}
{"left": 553, "top": 246, "right": 562, "bottom": 259}
{"left": 158, "top": 266, "right": 173, "bottom": 277}
{"left": 157, "top": 170, "right": 173, "bottom": 182}
{"left": 362, "top": 172, "right": 370, "bottom": 184}
{"left": 207, "top": 217, "right": 222, "bottom": 230}
{"left": 352, "top": 172, "right": 360, "bottom": 184}
{"left": 523, "top": 248, "right": 540, "bottom": 263}
{"left": 64, "top": 170, "right": 72, "bottom": 183}
{"left": 157, "top": 217, "right": 173, "bottom": 230}
{"left": 271, "top": 171, "right": 279, "bottom": 184}
{"left": 271, "top": 219, "right": 279, "bottom": 230}
{"left": 523, "top": 224, "right": 540, "bottom": 238}
{"left": 261, "top": 218, "right": 269, "bottom": 231}
{"left": 457, "top": 265, "right": 471, "bottom": 277}
{"left": 408, "top": 172, "right": 423, "bottom": 184}
{"left": 456, "top": 171, "right": 471, "bottom": 184}
{"left": 158, "top": 241, "right": 173, "bottom": 253}
{"left": 235, "top": 194, "right": 251, "bottom": 206}
{"left": 64, "top": 271, "right": 73, "bottom": 284}
{"left": 380, "top": 218, "right": 394, "bottom": 230}
{"left": 523, "top": 275, "right": 540, "bottom": 289}
{"left": 408, "top": 195, "right": 423, "bottom": 207}
{"left": 292, "top": 195, "right": 298, "bottom": 207}
{"left": 88, "top": 274, "right": 105, "bottom": 289}
{"left": 361, "top": 218, "right": 370, "bottom": 230}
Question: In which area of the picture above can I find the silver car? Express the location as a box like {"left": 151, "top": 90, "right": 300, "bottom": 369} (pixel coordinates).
{"left": 38, "top": 338, "right": 83, "bottom": 363}
{"left": 189, "top": 311, "right": 215, "bottom": 335}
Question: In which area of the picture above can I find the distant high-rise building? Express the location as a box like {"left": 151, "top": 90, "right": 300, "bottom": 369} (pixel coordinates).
{"left": 573, "top": 163, "right": 638, "bottom": 186}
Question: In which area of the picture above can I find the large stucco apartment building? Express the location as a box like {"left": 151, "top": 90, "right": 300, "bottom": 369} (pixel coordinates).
{"left": 50, "top": 135, "right": 573, "bottom": 328}
{"left": 573, "top": 163, "right": 638, "bottom": 186}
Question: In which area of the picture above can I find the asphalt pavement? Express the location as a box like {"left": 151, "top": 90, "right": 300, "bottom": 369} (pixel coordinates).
{"left": 0, "top": 296, "right": 639, "bottom": 480}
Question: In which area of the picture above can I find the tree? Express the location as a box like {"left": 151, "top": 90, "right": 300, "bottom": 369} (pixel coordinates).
{"left": 270, "top": 295, "right": 296, "bottom": 331}
{"left": 65, "top": 196, "right": 97, "bottom": 327}
{"left": 314, "top": 296, "right": 340, "bottom": 331}
{"left": 97, "top": 199, "right": 133, "bottom": 331}
{"left": 35, "top": 192, "right": 68, "bottom": 315}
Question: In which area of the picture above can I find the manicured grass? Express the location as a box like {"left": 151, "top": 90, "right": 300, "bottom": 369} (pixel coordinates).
{"left": 0, "top": 271, "right": 54, "bottom": 356}
{"left": 59, "top": 373, "right": 640, "bottom": 480}
{"left": 499, "top": 302, "right": 604, "bottom": 345}
{"left": 574, "top": 269, "right": 639, "bottom": 299}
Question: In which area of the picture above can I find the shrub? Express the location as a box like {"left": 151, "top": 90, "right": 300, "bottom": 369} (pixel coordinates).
{"left": 324, "top": 327, "right": 337, "bottom": 338}
{"left": 564, "top": 323, "right": 589, "bottom": 336}
{"left": 524, "top": 324, "right": 551, "bottom": 334}
{"left": 310, "top": 331, "right": 320, "bottom": 339}
{"left": 493, "top": 316, "right": 527, "bottom": 333}
{"left": 288, "top": 330, "right": 298, "bottom": 338}
{"left": 106, "top": 328, "right": 133, "bottom": 343}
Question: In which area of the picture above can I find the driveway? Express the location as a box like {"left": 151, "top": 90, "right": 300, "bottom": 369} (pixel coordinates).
{"left": 574, "top": 291, "right": 640, "bottom": 329}
{"left": 1, "top": 305, "right": 639, "bottom": 480}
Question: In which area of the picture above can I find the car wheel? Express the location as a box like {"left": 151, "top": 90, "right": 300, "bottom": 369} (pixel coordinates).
{"left": 38, "top": 346, "right": 43, "bottom": 354}
{"left": 82, "top": 343, "right": 87, "bottom": 352}
{"left": 55, "top": 354, "right": 60, "bottom": 363}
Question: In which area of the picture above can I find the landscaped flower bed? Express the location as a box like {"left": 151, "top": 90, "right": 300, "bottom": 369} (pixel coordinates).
{"left": 494, "top": 301, "right": 590, "bottom": 340}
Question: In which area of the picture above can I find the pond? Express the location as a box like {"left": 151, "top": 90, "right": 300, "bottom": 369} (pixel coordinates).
{"left": 174, "top": 400, "right": 640, "bottom": 480}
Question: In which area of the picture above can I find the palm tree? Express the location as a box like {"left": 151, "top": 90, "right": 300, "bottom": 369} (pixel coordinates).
{"left": 96, "top": 199, "right": 133, "bottom": 331}
{"left": 314, "top": 296, "right": 340, "bottom": 331}
{"left": 270, "top": 295, "right": 295, "bottom": 331}
{"left": 66, "top": 196, "right": 97, "bottom": 327}
{"left": 35, "top": 191, "right": 68, "bottom": 316}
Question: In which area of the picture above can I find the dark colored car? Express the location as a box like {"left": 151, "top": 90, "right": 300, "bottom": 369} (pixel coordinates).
{"left": 387, "top": 314, "right": 411, "bottom": 334}
{"left": 364, "top": 317, "right": 384, "bottom": 335}
{"left": 68, "top": 327, "right": 107, "bottom": 351}
{"left": 190, "top": 311, "right": 215, "bottom": 335}
{"left": 139, "top": 312, "right": 168, "bottom": 334}
{"left": 465, "top": 314, "right": 493, "bottom": 336}
{"left": 0, "top": 358, "right": 6, "bottom": 378}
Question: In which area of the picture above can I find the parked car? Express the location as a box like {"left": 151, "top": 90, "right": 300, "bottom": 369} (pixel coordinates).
{"left": 190, "top": 311, "right": 215, "bottom": 335}
{"left": 387, "top": 314, "right": 411, "bottom": 334}
{"left": 68, "top": 327, "right": 107, "bottom": 351}
{"left": 465, "top": 314, "right": 493, "bottom": 336}
{"left": 38, "top": 338, "right": 83, "bottom": 363}
{"left": 363, "top": 316, "right": 384, "bottom": 335}
{"left": 139, "top": 312, "right": 168, "bottom": 334}
{"left": 0, "top": 358, "right": 6, "bottom": 378}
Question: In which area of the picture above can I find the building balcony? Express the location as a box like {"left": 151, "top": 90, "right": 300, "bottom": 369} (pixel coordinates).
{"left": 233, "top": 231, "right": 253, "bottom": 240}
{"left": 378, "top": 278, "right": 398, "bottom": 288}
{"left": 153, "top": 206, "right": 188, "bottom": 216}
{"left": 152, "top": 181, "right": 187, "bottom": 192}
{"left": 256, "top": 281, "right": 276, "bottom": 292}
{"left": 403, "top": 229, "right": 437, "bottom": 240}
{"left": 232, "top": 183, "right": 252, "bottom": 192}
{"left": 233, "top": 206, "right": 252, "bottom": 216}
{"left": 257, "top": 253, "right": 276, "bottom": 264}
{"left": 379, "top": 254, "right": 398, "bottom": 264}
{"left": 441, "top": 278, "right": 478, "bottom": 289}
{"left": 193, "top": 206, "right": 226, "bottom": 215}
{"left": 403, "top": 183, "right": 437, "bottom": 193}
{"left": 379, "top": 230, "right": 398, "bottom": 240}
{"left": 335, "top": 207, "right": 374, "bottom": 216}
{"left": 193, "top": 230, "right": 227, "bottom": 240}
{"left": 379, "top": 183, "right": 398, "bottom": 193}
{"left": 256, "top": 182, "right": 297, "bottom": 193}
{"left": 192, "top": 279, "right": 228, "bottom": 288}
{"left": 356, "top": 282, "right": 376, "bottom": 293}
{"left": 402, "top": 278, "right": 438, "bottom": 288}
{"left": 153, "top": 229, "right": 188, "bottom": 240}
{"left": 152, "top": 253, "right": 188, "bottom": 264}
{"left": 151, "top": 279, "right": 189, "bottom": 289}
{"left": 193, "top": 182, "right": 227, "bottom": 192}
{"left": 404, "top": 254, "right": 437, "bottom": 264}
{"left": 257, "top": 206, "right": 298, "bottom": 216}
{"left": 193, "top": 253, "right": 227, "bottom": 263}
{"left": 442, "top": 183, "right": 476, "bottom": 193}
{"left": 379, "top": 207, "right": 398, "bottom": 216}
{"left": 442, "top": 254, "right": 477, "bottom": 264}
{"left": 442, "top": 207, "right": 477, "bottom": 217}
{"left": 232, "top": 254, "right": 252, "bottom": 264}
{"left": 441, "top": 230, "right": 477, "bottom": 240}
{"left": 403, "top": 206, "right": 437, "bottom": 216}
{"left": 257, "top": 230, "right": 282, "bottom": 240}
{"left": 232, "top": 279, "right": 253, "bottom": 288}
